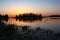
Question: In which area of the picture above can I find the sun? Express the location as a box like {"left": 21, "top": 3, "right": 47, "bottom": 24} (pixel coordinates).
{"left": 15, "top": 9, "right": 30, "bottom": 15}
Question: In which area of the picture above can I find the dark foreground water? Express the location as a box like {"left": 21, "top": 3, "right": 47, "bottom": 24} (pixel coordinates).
{"left": 0, "top": 18, "right": 60, "bottom": 40}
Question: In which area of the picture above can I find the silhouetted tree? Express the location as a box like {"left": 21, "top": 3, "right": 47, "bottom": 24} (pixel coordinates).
{"left": 0, "top": 14, "right": 2, "bottom": 18}
{"left": 15, "top": 13, "right": 43, "bottom": 22}
{"left": 4, "top": 14, "right": 8, "bottom": 18}
{"left": 16, "top": 15, "right": 17, "bottom": 17}
{"left": 0, "top": 14, "right": 2, "bottom": 21}
{"left": 39, "top": 14, "right": 42, "bottom": 18}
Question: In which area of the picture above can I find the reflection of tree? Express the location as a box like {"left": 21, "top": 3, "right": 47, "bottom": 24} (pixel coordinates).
{"left": 17, "top": 18, "right": 42, "bottom": 22}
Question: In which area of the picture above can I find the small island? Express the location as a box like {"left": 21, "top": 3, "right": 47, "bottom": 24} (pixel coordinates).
{"left": 49, "top": 15, "right": 60, "bottom": 17}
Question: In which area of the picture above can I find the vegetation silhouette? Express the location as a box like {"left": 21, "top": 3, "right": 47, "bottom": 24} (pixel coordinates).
{"left": 0, "top": 13, "right": 43, "bottom": 22}
{"left": 0, "top": 21, "right": 18, "bottom": 40}
{"left": 16, "top": 13, "right": 42, "bottom": 20}
{"left": 49, "top": 15, "right": 60, "bottom": 17}
{"left": 0, "top": 21, "right": 60, "bottom": 40}
{"left": 0, "top": 14, "right": 8, "bottom": 21}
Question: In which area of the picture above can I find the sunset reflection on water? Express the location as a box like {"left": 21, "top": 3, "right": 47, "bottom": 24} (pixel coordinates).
{"left": 3, "top": 18, "right": 60, "bottom": 33}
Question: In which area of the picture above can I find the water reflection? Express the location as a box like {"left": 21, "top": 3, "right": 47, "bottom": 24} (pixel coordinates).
{"left": 0, "top": 21, "right": 60, "bottom": 40}
{"left": 16, "top": 18, "right": 42, "bottom": 22}
{"left": 3, "top": 18, "right": 42, "bottom": 26}
{"left": 1, "top": 18, "right": 60, "bottom": 33}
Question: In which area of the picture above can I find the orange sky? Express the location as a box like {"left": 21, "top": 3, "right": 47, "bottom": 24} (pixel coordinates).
{"left": 0, "top": 0, "right": 60, "bottom": 17}
{"left": 0, "top": 9, "right": 60, "bottom": 17}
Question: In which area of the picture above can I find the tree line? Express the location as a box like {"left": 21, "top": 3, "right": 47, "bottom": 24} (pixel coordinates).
{"left": 16, "top": 13, "right": 42, "bottom": 20}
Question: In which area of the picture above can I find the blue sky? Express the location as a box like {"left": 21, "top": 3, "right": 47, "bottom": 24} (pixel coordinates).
{"left": 0, "top": 0, "right": 60, "bottom": 16}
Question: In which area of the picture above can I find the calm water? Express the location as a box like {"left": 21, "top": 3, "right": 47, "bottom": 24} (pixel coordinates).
{"left": 2, "top": 18, "right": 60, "bottom": 33}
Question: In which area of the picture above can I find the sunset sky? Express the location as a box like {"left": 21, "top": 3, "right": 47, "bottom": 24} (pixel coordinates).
{"left": 0, "top": 0, "right": 60, "bottom": 17}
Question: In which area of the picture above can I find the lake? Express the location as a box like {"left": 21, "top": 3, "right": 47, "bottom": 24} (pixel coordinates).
{"left": 2, "top": 17, "right": 60, "bottom": 33}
